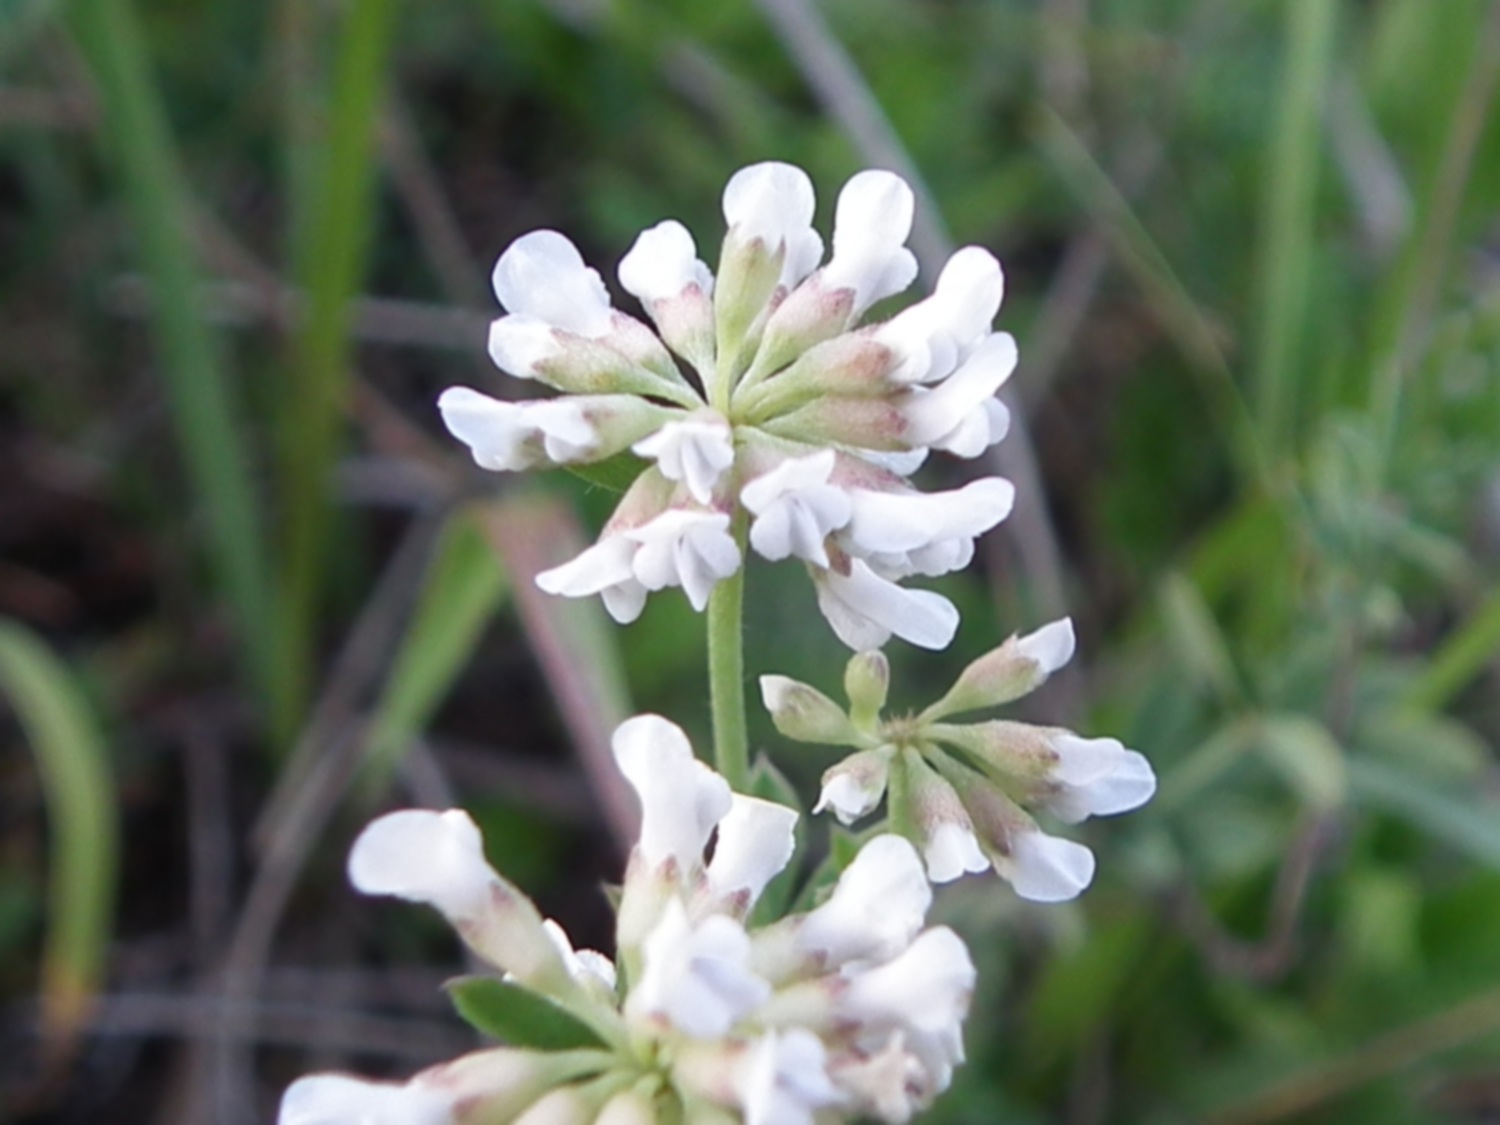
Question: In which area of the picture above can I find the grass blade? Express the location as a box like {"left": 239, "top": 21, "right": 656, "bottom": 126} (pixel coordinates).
{"left": 361, "top": 507, "right": 510, "bottom": 788}
{"left": 67, "top": 0, "right": 277, "bottom": 714}
{"left": 1252, "top": 0, "right": 1336, "bottom": 454}
{"left": 275, "top": 0, "right": 400, "bottom": 741}
{"left": 0, "top": 621, "right": 119, "bottom": 1059}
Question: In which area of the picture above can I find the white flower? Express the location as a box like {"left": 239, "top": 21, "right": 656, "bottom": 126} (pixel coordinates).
{"left": 493, "top": 230, "right": 615, "bottom": 338}
{"left": 998, "top": 830, "right": 1097, "bottom": 904}
{"left": 722, "top": 162, "right": 824, "bottom": 288}
{"left": 843, "top": 476, "right": 1015, "bottom": 578}
{"left": 535, "top": 534, "right": 648, "bottom": 625}
{"left": 921, "top": 821, "right": 990, "bottom": 884}
{"left": 1016, "top": 617, "right": 1076, "bottom": 675}
{"left": 876, "top": 246, "right": 1005, "bottom": 384}
{"left": 737, "top": 1029, "right": 846, "bottom": 1125}
{"left": 1039, "top": 735, "right": 1158, "bottom": 824}
{"left": 627, "top": 898, "right": 770, "bottom": 1038}
{"left": 741, "top": 450, "right": 853, "bottom": 567}
{"left": 705, "top": 794, "right": 798, "bottom": 910}
{"left": 438, "top": 387, "right": 599, "bottom": 470}
{"left": 820, "top": 170, "right": 919, "bottom": 316}
{"left": 542, "top": 918, "right": 618, "bottom": 995}
{"left": 814, "top": 750, "right": 890, "bottom": 825}
{"left": 625, "top": 508, "right": 741, "bottom": 611}
{"left": 836, "top": 926, "right": 974, "bottom": 1089}
{"left": 899, "top": 332, "right": 1017, "bottom": 457}
{"left": 347, "top": 808, "right": 494, "bottom": 922}
{"left": 827, "top": 1034, "right": 931, "bottom": 1124}
{"left": 618, "top": 219, "right": 714, "bottom": 304}
{"left": 612, "top": 714, "right": 731, "bottom": 874}
{"left": 632, "top": 414, "right": 735, "bottom": 504}
{"left": 279, "top": 1074, "right": 454, "bottom": 1125}
{"left": 796, "top": 835, "right": 930, "bottom": 967}
{"left": 812, "top": 558, "right": 959, "bottom": 651}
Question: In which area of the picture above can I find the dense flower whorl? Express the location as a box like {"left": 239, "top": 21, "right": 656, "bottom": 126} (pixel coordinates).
{"left": 763, "top": 623, "right": 1157, "bottom": 902}
{"left": 439, "top": 161, "right": 1019, "bottom": 650}
{"left": 280, "top": 715, "right": 975, "bottom": 1125}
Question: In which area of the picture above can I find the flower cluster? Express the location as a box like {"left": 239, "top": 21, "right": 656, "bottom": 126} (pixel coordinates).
{"left": 761, "top": 619, "right": 1157, "bottom": 902}
{"left": 280, "top": 715, "right": 974, "bottom": 1125}
{"left": 439, "top": 162, "right": 1018, "bottom": 650}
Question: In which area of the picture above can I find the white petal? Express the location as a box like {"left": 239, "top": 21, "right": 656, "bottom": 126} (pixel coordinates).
{"left": 722, "top": 162, "right": 824, "bottom": 287}
{"left": 876, "top": 247, "right": 1004, "bottom": 383}
{"left": 737, "top": 1029, "right": 845, "bottom": 1125}
{"left": 837, "top": 926, "right": 975, "bottom": 1085}
{"left": 632, "top": 416, "right": 735, "bottom": 504}
{"left": 815, "top": 770, "right": 885, "bottom": 825}
{"left": 279, "top": 1074, "right": 453, "bottom": 1125}
{"left": 799, "top": 835, "right": 931, "bottom": 966}
{"left": 1045, "top": 738, "right": 1156, "bottom": 823}
{"left": 1003, "top": 831, "right": 1096, "bottom": 903}
{"left": 1015, "top": 617, "right": 1075, "bottom": 675}
{"left": 540, "top": 918, "right": 618, "bottom": 993}
{"left": 492, "top": 230, "right": 613, "bottom": 337}
{"left": 619, "top": 219, "right": 714, "bottom": 303}
{"left": 487, "top": 314, "right": 562, "bottom": 380}
{"left": 627, "top": 509, "right": 741, "bottom": 611}
{"left": 628, "top": 898, "right": 769, "bottom": 1038}
{"left": 813, "top": 559, "right": 959, "bottom": 651}
{"left": 822, "top": 170, "right": 919, "bottom": 315}
{"left": 706, "top": 795, "right": 799, "bottom": 908}
{"left": 348, "top": 809, "right": 494, "bottom": 921}
{"left": 742, "top": 451, "right": 853, "bottom": 567}
{"left": 921, "top": 821, "right": 990, "bottom": 883}
{"left": 845, "top": 478, "right": 1015, "bottom": 556}
{"left": 530, "top": 399, "right": 599, "bottom": 462}
{"left": 612, "top": 714, "right": 731, "bottom": 873}
{"left": 437, "top": 386, "right": 541, "bottom": 471}
{"left": 900, "top": 333, "right": 1018, "bottom": 451}
{"left": 535, "top": 535, "right": 647, "bottom": 624}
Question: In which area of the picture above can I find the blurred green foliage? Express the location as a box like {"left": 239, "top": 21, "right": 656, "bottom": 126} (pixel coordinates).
{"left": 1, "top": 0, "right": 1499, "bottom": 1120}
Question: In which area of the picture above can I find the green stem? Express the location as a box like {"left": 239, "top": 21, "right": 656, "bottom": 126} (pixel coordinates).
{"left": 707, "top": 513, "right": 750, "bottom": 790}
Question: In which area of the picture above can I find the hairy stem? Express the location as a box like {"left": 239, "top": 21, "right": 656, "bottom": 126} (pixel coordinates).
{"left": 707, "top": 513, "right": 750, "bottom": 790}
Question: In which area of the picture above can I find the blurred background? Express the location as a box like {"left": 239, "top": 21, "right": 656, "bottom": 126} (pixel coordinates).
{"left": 3, "top": 0, "right": 1500, "bottom": 1121}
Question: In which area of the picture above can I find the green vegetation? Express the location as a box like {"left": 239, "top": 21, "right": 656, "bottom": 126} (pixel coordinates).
{"left": 1, "top": 0, "right": 1497, "bottom": 1119}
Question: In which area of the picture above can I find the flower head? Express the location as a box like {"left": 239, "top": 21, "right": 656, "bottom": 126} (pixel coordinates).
{"left": 440, "top": 162, "right": 1018, "bottom": 650}
{"left": 281, "top": 715, "right": 974, "bottom": 1125}
{"left": 761, "top": 620, "right": 1156, "bottom": 901}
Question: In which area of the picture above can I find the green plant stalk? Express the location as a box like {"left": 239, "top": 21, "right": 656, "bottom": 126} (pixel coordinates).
{"left": 0, "top": 621, "right": 119, "bottom": 1056}
{"left": 275, "top": 0, "right": 399, "bottom": 744}
{"left": 68, "top": 0, "right": 277, "bottom": 717}
{"left": 707, "top": 512, "right": 750, "bottom": 790}
{"left": 1368, "top": 2, "right": 1500, "bottom": 479}
{"left": 1252, "top": 0, "right": 1336, "bottom": 455}
{"left": 1402, "top": 585, "right": 1500, "bottom": 713}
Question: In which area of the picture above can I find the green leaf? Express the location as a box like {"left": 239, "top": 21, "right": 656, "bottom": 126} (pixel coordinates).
{"left": 1158, "top": 572, "right": 1242, "bottom": 705}
{"left": 445, "top": 976, "right": 607, "bottom": 1051}
{"left": 67, "top": 0, "right": 276, "bottom": 719}
{"left": 565, "top": 451, "right": 651, "bottom": 493}
{"left": 1258, "top": 715, "right": 1347, "bottom": 810}
{"left": 0, "top": 621, "right": 119, "bottom": 1053}
{"left": 1349, "top": 757, "right": 1500, "bottom": 869}
{"left": 361, "top": 507, "right": 510, "bottom": 790}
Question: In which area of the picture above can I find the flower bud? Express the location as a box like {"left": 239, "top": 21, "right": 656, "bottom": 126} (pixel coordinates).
{"left": 348, "top": 810, "right": 575, "bottom": 995}
{"left": 843, "top": 650, "right": 889, "bottom": 729}
{"left": 946, "top": 768, "right": 1096, "bottom": 903}
{"left": 920, "top": 617, "right": 1075, "bottom": 721}
{"left": 759, "top": 675, "right": 862, "bottom": 746}
{"left": 890, "top": 750, "right": 989, "bottom": 883}
{"left": 814, "top": 748, "right": 891, "bottom": 825}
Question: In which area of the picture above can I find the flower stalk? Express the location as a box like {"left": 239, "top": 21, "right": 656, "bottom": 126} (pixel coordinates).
{"left": 707, "top": 510, "right": 750, "bottom": 790}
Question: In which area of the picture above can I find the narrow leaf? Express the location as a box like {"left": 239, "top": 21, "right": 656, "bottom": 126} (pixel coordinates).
{"left": 445, "top": 976, "right": 607, "bottom": 1051}
{"left": 0, "top": 621, "right": 119, "bottom": 1057}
